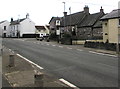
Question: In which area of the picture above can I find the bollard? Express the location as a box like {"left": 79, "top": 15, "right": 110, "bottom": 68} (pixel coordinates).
{"left": 34, "top": 72, "right": 44, "bottom": 87}
{"left": 9, "top": 54, "right": 15, "bottom": 67}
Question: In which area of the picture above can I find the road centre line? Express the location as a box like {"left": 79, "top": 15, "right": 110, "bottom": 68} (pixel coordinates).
{"left": 16, "top": 54, "right": 44, "bottom": 69}
{"left": 59, "top": 78, "right": 79, "bottom": 89}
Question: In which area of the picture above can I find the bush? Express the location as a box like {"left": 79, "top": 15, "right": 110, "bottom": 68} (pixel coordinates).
{"left": 49, "top": 33, "right": 57, "bottom": 41}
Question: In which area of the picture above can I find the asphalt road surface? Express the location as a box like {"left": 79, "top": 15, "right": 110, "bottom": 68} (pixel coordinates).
{"left": 3, "top": 38, "right": 118, "bottom": 88}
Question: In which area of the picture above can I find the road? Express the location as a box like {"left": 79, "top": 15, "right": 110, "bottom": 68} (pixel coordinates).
{"left": 3, "top": 38, "right": 118, "bottom": 88}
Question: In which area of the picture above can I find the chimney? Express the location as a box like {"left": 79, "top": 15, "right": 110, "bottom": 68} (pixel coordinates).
{"left": 26, "top": 13, "right": 29, "bottom": 18}
{"left": 84, "top": 5, "right": 89, "bottom": 14}
{"left": 11, "top": 18, "right": 13, "bottom": 22}
{"left": 63, "top": 12, "right": 67, "bottom": 17}
{"left": 100, "top": 6, "right": 104, "bottom": 13}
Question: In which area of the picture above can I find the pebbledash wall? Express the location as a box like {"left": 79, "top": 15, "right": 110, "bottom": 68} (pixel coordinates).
{"left": 103, "top": 18, "right": 119, "bottom": 43}
{"left": 19, "top": 18, "right": 36, "bottom": 37}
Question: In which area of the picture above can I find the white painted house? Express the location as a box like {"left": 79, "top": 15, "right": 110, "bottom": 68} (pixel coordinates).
{"left": 9, "top": 14, "right": 36, "bottom": 37}
{"left": 0, "top": 20, "right": 10, "bottom": 37}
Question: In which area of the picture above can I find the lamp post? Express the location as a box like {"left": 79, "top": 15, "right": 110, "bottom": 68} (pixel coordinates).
{"left": 62, "top": 2, "right": 66, "bottom": 32}
{"left": 69, "top": 7, "right": 72, "bottom": 45}
{"left": 62, "top": 2, "right": 66, "bottom": 12}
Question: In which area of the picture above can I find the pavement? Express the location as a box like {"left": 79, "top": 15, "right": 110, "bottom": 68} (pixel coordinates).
{"left": 2, "top": 46, "right": 70, "bottom": 88}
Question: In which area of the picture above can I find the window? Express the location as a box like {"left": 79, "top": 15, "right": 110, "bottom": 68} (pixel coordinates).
{"left": 14, "top": 26, "right": 15, "bottom": 30}
{"left": 105, "top": 23, "right": 107, "bottom": 26}
{"left": 4, "top": 26, "right": 6, "bottom": 30}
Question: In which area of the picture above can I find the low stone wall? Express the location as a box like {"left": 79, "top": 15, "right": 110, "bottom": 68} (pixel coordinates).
{"left": 84, "top": 41, "right": 120, "bottom": 51}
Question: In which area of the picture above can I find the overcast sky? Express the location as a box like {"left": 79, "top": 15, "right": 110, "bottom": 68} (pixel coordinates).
{"left": 0, "top": 0, "right": 119, "bottom": 25}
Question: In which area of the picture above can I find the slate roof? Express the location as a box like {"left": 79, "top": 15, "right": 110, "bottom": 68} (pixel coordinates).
{"left": 60, "top": 10, "right": 104, "bottom": 28}
{"left": 10, "top": 18, "right": 26, "bottom": 25}
{"left": 101, "top": 9, "right": 120, "bottom": 20}
{"left": 60, "top": 11, "right": 87, "bottom": 27}
{"left": 49, "top": 17, "right": 61, "bottom": 24}
{"left": 93, "top": 20, "right": 102, "bottom": 28}
{"left": 35, "top": 25, "right": 49, "bottom": 31}
{"left": 0, "top": 20, "right": 6, "bottom": 24}
{"left": 35, "top": 26, "right": 45, "bottom": 30}
{"left": 78, "top": 12, "right": 104, "bottom": 27}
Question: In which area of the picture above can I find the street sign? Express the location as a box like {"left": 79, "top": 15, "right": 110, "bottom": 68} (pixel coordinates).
{"left": 56, "top": 30, "right": 60, "bottom": 35}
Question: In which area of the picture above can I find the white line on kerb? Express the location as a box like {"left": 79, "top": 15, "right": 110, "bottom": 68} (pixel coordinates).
{"left": 89, "top": 51, "right": 117, "bottom": 57}
{"left": 52, "top": 45, "right": 56, "bottom": 47}
{"left": 59, "top": 78, "right": 79, "bottom": 89}
{"left": 77, "top": 49, "right": 83, "bottom": 51}
{"left": 67, "top": 47, "right": 72, "bottom": 49}
{"left": 16, "top": 54, "right": 44, "bottom": 69}
{"left": 59, "top": 46, "right": 63, "bottom": 48}
{"left": 46, "top": 44, "right": 50, "bottom": 45}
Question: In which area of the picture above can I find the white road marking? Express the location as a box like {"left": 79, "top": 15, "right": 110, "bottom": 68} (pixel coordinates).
{"left": 52, "top": 45, "right": 56, "bottom": 47}
{"left": 46, "top": 44, "right": 50, "bottom": 46}
{"left": 77, "top": 49, "right": 83, "bottom": 51}
{"left": 67, "top": 47, "right": 72, "bottom": 49}
{"left": 16, "top": 54, "right": 44, "bottom": 69}
{"left": 59, "top": 46, "right": 63, "bottom": 48}
{"left": 89, "top": 51, "right": 117, "bottom": 57}
{"left": 103, "top": 53, "right": 117, "bottom": 57}
{"left": 59, "top": 78, "right": 79, "bottom": 89}
{"left": 4, "top": 75, "right": 13, "bottom": 87}
{"left": 9, "top": 49, "right": 11, "bottom": 51}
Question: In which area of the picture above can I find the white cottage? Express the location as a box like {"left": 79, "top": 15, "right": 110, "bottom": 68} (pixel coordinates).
{"left": 0, "top": 20, "right": 10, "bottom": 37}
{"left": 9, "top": 14, "right": 36, "bottom": 37}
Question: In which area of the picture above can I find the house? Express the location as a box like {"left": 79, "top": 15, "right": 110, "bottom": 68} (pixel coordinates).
{"left": 49, "top": 17, "right": 61, "bottom": 34}
{"left": 101, "top": 9, "right": 120, "bottom": 43}
{"left": 59, "top": 6, "right": 105, "bottom": 40}
{"left": 9, "top": 14, "right": 36, "bottom": 38}
{"left": 0, "top": 20, "right": 10, "bottom": 37}
{"left": 35, "top": 25, "right": 50, "bottom": 37}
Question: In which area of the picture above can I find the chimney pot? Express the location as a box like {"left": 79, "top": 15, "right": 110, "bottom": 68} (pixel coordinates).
{"left": 100, "top": 6, "right": 104, "bottom": 13}
{"left": 63, "top": 12, "right": 67, "bottom": 17}
{"left": 11, "top": 18, "right": 13, "bottom": 22}
{"left": 84, "top": 5, "right": 89, "bottom": 14}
